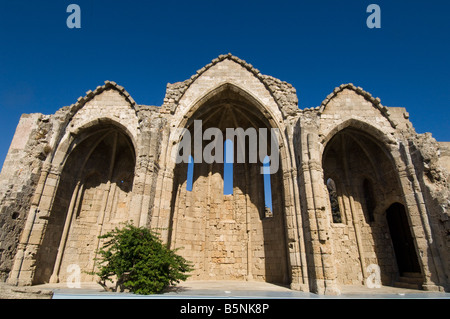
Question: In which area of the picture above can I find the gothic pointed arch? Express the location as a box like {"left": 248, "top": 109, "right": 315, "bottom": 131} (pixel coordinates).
{"left": 49, "top": 81, "right": 141, "bottom": 170}
{"left": 162, "top": 53, "right": 299, "bottom": 118}
{"left": 164, "top": 79, "right": 290, "bottom": 284}
{"left": 66, "top": 80, "right": 139, "bottom": 123}
{"left": 32, "top": 123, "right": 136, "bottom": 284}
{"left": 321, "top": 118, "right": 397, "bottom": 160}
{"left": 318, "top": 83, "right": 398, "bottom": 129}
{"left": 321, "top": 124, "right": 424, "bottom": 288}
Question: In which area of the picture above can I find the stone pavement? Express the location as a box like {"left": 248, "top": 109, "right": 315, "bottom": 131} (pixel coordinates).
{"left": 0, "top": 282, "right": 53, "bottom": 299}
{"left": 27, "top": 280, "right": 450, "bottom": 299}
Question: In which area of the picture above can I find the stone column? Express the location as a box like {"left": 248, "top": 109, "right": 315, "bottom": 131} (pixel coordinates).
{"left": 278, "top": 119, "right": 309, "bottom": 292}
{"left": 150, "top": 123, "right": 174, "bottom": 242}
{"left": 153, "top": 168, "right": 175, "bottom": 243}
{"left": 133, "top": 121, "right": 164, "bottom": 228}
{"left": 281, "top": 165, "right": 309, "bottom": 292}
{"left": 130, "top": 155, "right": 152, "bottom": 228}
{"left": 7, "top": 161, "right": 61, "bottom": 286}
{"left": 49, "top": 181, "right": 82, "bottom": 283}
{"left": 395, "top": 142, "right": 446, "bottom": 291}
{"left": 300, "top": 132, "right": 340, "bottom": 295}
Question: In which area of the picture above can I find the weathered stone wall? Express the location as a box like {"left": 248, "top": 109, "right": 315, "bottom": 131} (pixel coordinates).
{"left": 438, "top": 142, "right": 450, "bottom": 173}
{"left": 0, "top": 55, "right": 448, "bottom": 294}
{"left": 408, "top": 133, "right": 450, "bottom": 289}
{"left": 169, "top": 160, "right": 289, "bottom": 283}
{"left": 152, "top": 54, "right": 300, "bottom": 287}
{"left": 0, "top": 113, "right": 53, "bottom": 281}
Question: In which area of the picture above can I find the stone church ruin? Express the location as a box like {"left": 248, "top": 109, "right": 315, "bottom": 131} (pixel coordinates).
{"left": 0, "top": 54, "right": 449, "bottom": 294}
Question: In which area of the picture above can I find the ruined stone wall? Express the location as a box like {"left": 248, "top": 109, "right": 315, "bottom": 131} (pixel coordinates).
{"left": 152, "top": 54, "right": 299, "bottom": 286}
{"left": 169, "top": 159, "right": 288, "bottom": 283}
{"left": 0, "top": 55, "right": 448, "bottom": 293}
{"left": 438, "top": 142, "right": 450, "bottom": 173}
{"left": 318, "top": 87, "right": 400, "bottom": 286}
{"left": 408, "top": 133, "right": 450, "bottom": 288}
{"left": 0, "top": 114, "right": 53, "bottom": 281}
{"left": 0, "top": 81, "right": 167, "bottom": 285}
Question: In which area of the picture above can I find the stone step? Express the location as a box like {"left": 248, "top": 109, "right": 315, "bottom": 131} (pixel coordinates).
{"left": 394, "top": 273, "right": 423, "bottom": 290}
{"left": 394, "top": 281, "right": 422, "bottom": 290}
{"left": 402, "top": 272, "right": 423, "bottom": 278}
{"left": 398, "top": 276, "right": 423, "bottom": 284}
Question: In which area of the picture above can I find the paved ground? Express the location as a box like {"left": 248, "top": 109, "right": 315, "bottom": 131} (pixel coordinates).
{"left": 29, "top": 280, "right": 450, "bottom": 299}
{"left": 0, "top": 282, "right": 53, "bottom": 299}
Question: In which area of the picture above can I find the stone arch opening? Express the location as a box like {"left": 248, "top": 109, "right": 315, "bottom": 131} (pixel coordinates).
{"left": 386, "top": 203, "right": 421, "bottom": 275}
{"left": 168, "top": 85, "right": 289, "bottom": 284}
{"left": 326, "top": 177, "right": 342, "bottom": 224}
{"left": 33, "top": 125, "right": 136, "bottom": 284}
{"left": 322, "top": 126, "right": 411, "bottom": 286}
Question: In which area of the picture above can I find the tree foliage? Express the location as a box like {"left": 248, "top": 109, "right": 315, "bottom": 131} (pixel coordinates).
{"left": 92, "top": 223, "right": 192, "bottom": 295}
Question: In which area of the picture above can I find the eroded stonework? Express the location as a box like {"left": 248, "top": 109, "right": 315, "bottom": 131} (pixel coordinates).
{"left": 0, "top": 54, "right": 448, "bottom": 294}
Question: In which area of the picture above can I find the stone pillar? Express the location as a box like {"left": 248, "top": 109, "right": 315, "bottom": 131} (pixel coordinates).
{"left": 282, "top": 165, "right": 309, "bottom": 292}
{"left": 278, "top": 119, "right": 309, "bottom": 292}
{"left": 395, "top": 142, "right": 446, "bottom": 291}
{"left": 49, "top": 181, "right": 82, "bottom": 283}
{"left": 153, "top": 168, "right": 175, "bottom": 243}
{"left": 300, "top": 132, "right": 340, "bottom": 295}
{"left": 130, "top": 154, "right": 155, "bottom": 228}
{"left": 7, "top": 160, "right": 61, "bottom": 286}
{"left": 133, "top": 120, "right": 164, "bottom": 228}
{"left": 150, "top": 123, "right": 173, "bottom": 241}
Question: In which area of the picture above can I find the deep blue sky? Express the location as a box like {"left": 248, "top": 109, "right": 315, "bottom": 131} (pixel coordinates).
{"left": 0, "top": 1, "right": 449, "bottom": 169}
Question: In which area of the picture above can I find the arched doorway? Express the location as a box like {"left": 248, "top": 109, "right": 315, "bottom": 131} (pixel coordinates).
{"left": 168, "top": 84, "right": 289, "bottom": 284}
{"left": 33, "top": 125, "right": 136, "bottom": 284}
{"left": 386, "top": 203, "right": 421, "bottom": 275}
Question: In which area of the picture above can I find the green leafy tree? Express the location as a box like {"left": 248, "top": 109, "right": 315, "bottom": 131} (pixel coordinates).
{"left": 92, "top": 222, "right": 192, "bottom": 295}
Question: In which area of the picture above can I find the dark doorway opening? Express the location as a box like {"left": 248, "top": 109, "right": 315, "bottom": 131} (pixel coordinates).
{"left": 386, "top": 203, "right": 421, "bottom": 275}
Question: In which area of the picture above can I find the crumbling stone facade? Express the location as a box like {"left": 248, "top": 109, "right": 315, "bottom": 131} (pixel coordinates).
{"left": 0, "top": 54, "right": 448, "bottom": 294}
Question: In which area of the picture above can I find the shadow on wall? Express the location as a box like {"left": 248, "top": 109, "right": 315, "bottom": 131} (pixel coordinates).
{"left": 167, "top": 86, "right": 289, "bottom": 284}
{"left": 33, "top": 127, "right": 135, "bottom": 284}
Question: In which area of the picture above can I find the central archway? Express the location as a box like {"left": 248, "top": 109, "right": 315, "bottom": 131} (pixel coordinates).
{"left": 168, "top": 84, "right": 289, "bottom": 284}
